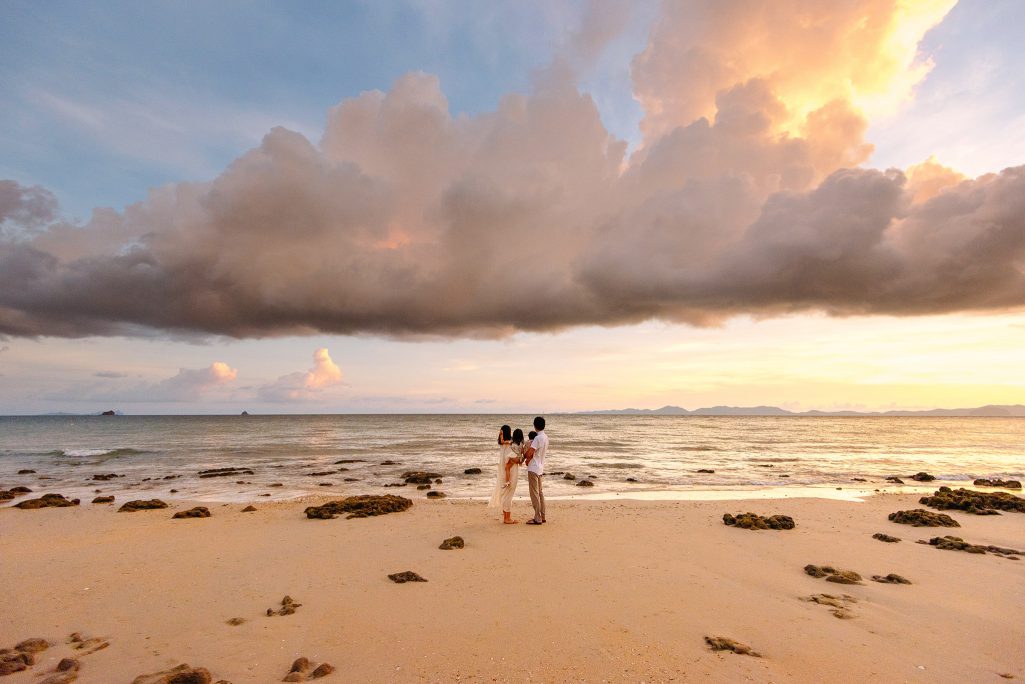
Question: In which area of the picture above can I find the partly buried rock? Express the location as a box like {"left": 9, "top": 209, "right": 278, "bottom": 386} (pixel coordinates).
{"left": 402, "top": 471, "right": 441, "bottom": 485}
{"left": 304, "top": 495, "right": 412, "bottom": 519}
{"left": 172, "top": 506, "right": 211, "bottom": 519}
{"left": 804, "top": 565, "right": 863, "bottom": 585}
{"left": 68, "top": 632, "right": 109, "bottom": 655}
{"left": 267, "top": 595, "right": 301, "bottom": 617}
{"left": 198, "top": 467, "right": 254, "bottom": 479}
{"left": 426, "top": 490, "right": 446, "bottom": 498}
{"left": 919, "top": 487, "right": 1025, "bottom": 515}
{"left": 118, "top": 499, "right": 169, "bottom": 512}
{"left": 575, "top": 480, "right": 594, "bottom": 487}
{"left": 697, "top": 468, "right": 715, "bottom": 473}
{"left": 241, "top": 505, "right": 257, "bottom": 513}
{"left": 92, "top": 496, "right": 115, "bottom": 504}
{"left": 918, "top": 535, "right": 1024, "bottom": 558}
{"left": 723, "top": 512, "right": 795, "bottom": 530}
{"left": 704, "top": 636, "right": 760, "bottom": 657}
{"left": 226, "top": 617, "right": 246, "bottom": 626}
{"left": 887, "top": 508, "right": 960, "bottom": 527}
{"left": 562, "top": 473, "right": 576, "bottom": 480}
{"left": 803, "top": 593, "right": 857, "bottom": 619}
{"left": 17, "top": 469, "right": 36, "bottom": 474}
{"left": 15, "top": 493, "right": 79, "bottom": 509}
{"left": 0, "top": 638, "right": 49, "bottom": 675}
{"left": 131, "top": 663, "right": 213, "bottom": 684}
{"left": 16, "top": 638, "right": 50, "bottom": 653}
{"left": 872, "top": 573, "right": 912, "bottom": 584}
{"left": 463, "top": 468, "right": 482, "bottom": 475}
{"left": 909, "top": 472, "right": 936, "bottom": 482}
{"left": 1, "top": 486, "right": 32, "bottom": 501}
{"left": 872, "top": 532, "right": 901, "bottom": 543}
{"left": 973, "top": 478, "right": 1022, "bottom": 489}
{"left": 388, "top": 571, "right": 427, "bottom": 583}
{"left": 282, "top": 657, "right": 335, "bottom": 681}
{"left": 439, "top": 536, "right": 464, "bottom": 550}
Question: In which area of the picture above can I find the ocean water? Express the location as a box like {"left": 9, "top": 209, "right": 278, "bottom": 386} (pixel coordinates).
{"left": 1, "top": 414, "right": 1023, "bottom": 504}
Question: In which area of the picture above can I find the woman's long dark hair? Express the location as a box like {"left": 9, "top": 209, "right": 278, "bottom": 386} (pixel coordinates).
{"left": 512, "top": 428, "right": 524, "bottom": 445}
{"left": 498, "top": 424, "right": 512, "bottom": 445}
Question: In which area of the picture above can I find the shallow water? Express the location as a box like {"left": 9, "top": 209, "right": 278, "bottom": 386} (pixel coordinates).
{"left": 0, "top": 414, "right": 1022, "bottom": 503}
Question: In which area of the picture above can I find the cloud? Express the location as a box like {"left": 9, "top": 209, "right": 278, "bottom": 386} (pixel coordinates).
{"left": 93, "top": 370, "right": 129, "bottom": 378}
{"left": 53, "top": 361, "right": 238, "bottom": 403}
{"left": 4, "top": 1, "right": 1022, "bottom": 341}
{"left": 259, "top": 347, "right": 344, "bottom": 401}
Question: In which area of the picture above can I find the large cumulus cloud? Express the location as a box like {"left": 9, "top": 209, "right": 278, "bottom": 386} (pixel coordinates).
{"left": 2, "top": 0, "right": 1023, "bottom": 340}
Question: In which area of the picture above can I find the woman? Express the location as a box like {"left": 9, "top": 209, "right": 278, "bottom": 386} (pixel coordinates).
{"left": 487, "top": 425, "right": 524, "bottom": 524}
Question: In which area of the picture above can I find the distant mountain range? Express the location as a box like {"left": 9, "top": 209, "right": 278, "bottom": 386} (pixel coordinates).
{"left": 579, "top": 404, "right": 1025, "bottom": 417}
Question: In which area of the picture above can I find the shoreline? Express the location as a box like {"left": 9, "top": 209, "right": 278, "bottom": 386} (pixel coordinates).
{"left": 3, "top": 491, "right": 1023, "bottom": 682}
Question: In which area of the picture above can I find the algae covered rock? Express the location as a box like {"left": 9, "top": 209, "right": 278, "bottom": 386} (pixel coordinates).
{"left": 887, "top": 508, "right": 960, "bottom": 527}
{"left": 804, "top": 564, "right": 863, "bottom": 584}
{"left": 919, "top": 487, "right": 1025, "bottom": 515}
{"left": 402, "top": 471, "right": 441, "bottom": 484}
{"left": 388, "top": 571, "right": 427, "bottom": 583}
{"left": 92, "top": 496, "right": 115, "bottom": 504}
{"left": 973, "top": 478, "right": 1022, "bottom": 489}
{"left": 871, "top": 573, "right": 911, "bottom": 584}
{"left": 14, "top": 493, "right": 80, "bottom": 509}
{"left": 304, "top": 495, "right": 412, "bottom": 519}
{"left": 909, "top": 472, "right": 936, "bottom": 482}
{"left": 426, "top": 490, "right": 446, "bottom": 498}
{"left": 172, "top": 506, "right": 211, "bottom": 519}
{"left": 723, "top": 512, "right": 795, "bottom": 530}
{"left": 704, "top": 636, "right": 760, "bottom": 657}
{"left": 118, "top": 499, "right": 169, "bottom": 512}
{"left": 919, "top": 535, "right": 1025, "bottom": 558}
{"left": 439, "top": 536, "right": 464, "bottom": 550}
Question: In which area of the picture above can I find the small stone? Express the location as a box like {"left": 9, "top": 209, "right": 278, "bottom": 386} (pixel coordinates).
{"left": 426, "top": 490, "right": 446, "bottom": 498}
{"left": 56, "top": 658, "right": 80, "bottom": 671}
{"left": 388, "top": 571, "right": 427, "bottom": 583}
{"left": 909, "top": 472, "right": 936, "bottom": 481}
{"left": 439, "top": 536, "right": 464, "bottom": 550}
{"left": 697, "top": 469, "right": 715, "bottom": 473}
{"left": 118, "top": 499, "right": 169, "bottom": 512}
{"left": 563, "top": 473, "right": 575, "bottom": 480}
{"left": 804, "top": 564, "right": 863, "bottom": 584}
{"left": 92, "top": 496, "right": 115, "bottom": 504}
{"left": 172, "top": 506, "right": 211, "bottom": 519}
{"left": 289, "top": 657, "right": 310, "bottom": 673}
{"left": 704, "top": 636, "right": 760, "bottom": 657}
{"left": 885, "top": 476, "right": 905, "bottom": 484}
{"left": 226, "top": 617, "right": 246, "bottom": 626}
{"left": 309, "top": 663, "right": 335, "bottom": 678}
{"left": 871, "top": 573, "right": 912, "bottom": 584}
{"left": 241, "top": 505, "right": 257, "bottom": 512}
{"left": 15, "top": 638, "right": 49, "bottom": 653}
{"left": 575, "top": 480, "right": 594, "bottom": 487}
{"left": 463, "top": 468, "right": 482, "bottom": 475}
{"left": 402, "top": 471, "right": 441, "bottom": 485}
{"left": 416, "top": 484, "right": 431, "bottom": 490}
{"left": 872, "top": 533, "right": 901, "bottom": 543}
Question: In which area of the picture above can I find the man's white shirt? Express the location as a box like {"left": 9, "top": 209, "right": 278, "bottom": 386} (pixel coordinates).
{"left": 527, "top": 430, "right": 548, "bottom": 475}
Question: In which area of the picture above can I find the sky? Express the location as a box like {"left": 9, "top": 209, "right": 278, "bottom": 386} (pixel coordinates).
{"left": 1, "top": 0, "right": 1024, "bottom": 414}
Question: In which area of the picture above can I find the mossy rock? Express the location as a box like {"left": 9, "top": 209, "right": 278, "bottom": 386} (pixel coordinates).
{"left": 804, "top": 564, "right": 863, "bottom": 584}
{"left": 304, "top": 495, "right": 412, "bottom": 519}
{"left": 723, "top": 512, "right": 795, "bottom": 530}
{"left": 919, "top": 487, "right": 1025, "bottom": 515}
{"left": 704, "top": 636, "right": 760, "bottom": 657}
{"left": 15, "top": 493, "right": 80, "bottom": 509}
{"left": 887, "top": 508, "right": 960, "bottom": 527}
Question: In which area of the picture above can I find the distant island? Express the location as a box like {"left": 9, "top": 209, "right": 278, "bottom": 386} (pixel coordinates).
{"left": 579, "top": 404, "right": 1025, "bottom": 417}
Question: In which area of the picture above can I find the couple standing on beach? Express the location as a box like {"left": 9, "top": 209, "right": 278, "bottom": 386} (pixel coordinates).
{"left": 487, "top": 416, "right": 548, "bottom": 525}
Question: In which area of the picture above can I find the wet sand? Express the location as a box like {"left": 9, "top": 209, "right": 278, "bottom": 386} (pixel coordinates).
{"left": 1, "top": 492, "right": 1023, "bottom": 682}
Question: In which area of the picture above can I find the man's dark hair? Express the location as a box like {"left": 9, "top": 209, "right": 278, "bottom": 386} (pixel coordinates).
{"left": 533, "top": 416, "right": 545, "bottom": 431}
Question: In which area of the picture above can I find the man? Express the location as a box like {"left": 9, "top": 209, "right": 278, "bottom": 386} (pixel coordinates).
{"left": 522, "top": 415, "right": 548, "bottom": 525}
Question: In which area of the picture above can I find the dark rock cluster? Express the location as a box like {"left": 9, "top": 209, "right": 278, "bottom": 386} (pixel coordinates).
{"left": 14, "top": 493, "right": 80, "bottom": 509}
{"left": 887, "top": 508, "right": 960, "bottom": 527}
{"left": 0, "top": 638, "right": 49, "bottom": 676}
{"left": 118, "top": 499, "right": 169, "bottom": 512}
{"left": 267, "top": 596, "right": 301, "bottom": 617}
{"left": 723, "top": 512, "right": 795, "bottom": 530}
{"left": 172, "top": 507, "right": 211, "bottom": 519}
{"left": 919, "top": 487, "right": 1025, "bottom": 515}
{"left": 973, "top": 478, "right": 1022, "bottom": 489}
{"left": 0, "top": 486, "right": 32, "bottom": 502}
{"left": 804, "top": 565, "right": 863, "bottom": 584}
{"left": 871, "top": 573, "right": 911, "bottom": 584}
{"left": 908, "top": 472, "right": 936, "bottom": 482}
{"left": 703, "top": 636, "right": 760, "bottom": 657}
{"left": 917, "top": 536, "right": 1024, "bottom": 558}
{"left": 402, "top": 471, "right": 441, "bottom": 485}
{"left": 304, "top": 495, "right": 412, "bottom": 519}
{"left": 282, "top": 656, "right": 334, "bottom": 681}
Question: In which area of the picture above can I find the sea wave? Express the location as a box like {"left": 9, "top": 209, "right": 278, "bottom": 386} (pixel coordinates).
{"left": 51, "top": 447, "right": 150, "bottom": 458}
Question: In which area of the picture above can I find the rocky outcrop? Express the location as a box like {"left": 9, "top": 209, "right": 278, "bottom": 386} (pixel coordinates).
{"left": 198, "top": 467, "right": 254, "bottom": 478}
{"left": 388, "top": 571, "right": 427, "bottom": 583}
{"left": 14, "top": 493, "right": 79, "bottom": 509}
{"left": 130, "top": 664, "right": 213, "bottom": 684}
{"left": 973, "top": 478, "right": 1022, "bottom": 489}
{"left": 918, "top": 535, "right": 1024, "bottom": 558}
{"left": 92, "top": 496, "right": 115, "bottom": 504}
{"left": 804, "top": 565, "right": 863, "bottom": 584}
{"left": 304, "top": 495, "right": 412, "bottom": 519}
{"left": 703, "top": 636, "right": 760, "bottom": 657}
{"left": 887, "top": 508, "right": 960, "bottom": 527}
{"left": 402, "top": 471, "right": 441, "bottom": 484}
{"left": 802, "top": 593, "right": 857, "bottom": 619}
{"left": 172, "top": 507, "right": 211, "bottom": 519}
{"left": 872, "top": 573, "right": 911, "bottom": 584}
{"left": 439, "top": 536, "right": 464, "bottom": 550}
{"left": 267, "top": 595, "right": 301, "bottom": 617}
{"left": 723, "top": 512, "right": 795, "bottom": 530}
{"left": 872, "top": 533, "right": 901, "bottom": 543}
{"left": 118, "top": 499, "right": 169, "bottom": 512}
{"left": 919, "top": 487, "right": 1025, "bottom": 515}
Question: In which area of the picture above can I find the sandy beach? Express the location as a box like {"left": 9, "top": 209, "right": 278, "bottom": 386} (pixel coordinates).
{"left": 2, "top": 491, "right": 1023, "bottom": 683}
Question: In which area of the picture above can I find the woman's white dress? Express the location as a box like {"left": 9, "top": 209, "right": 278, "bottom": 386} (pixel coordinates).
{"left": 487, "top": 442, "right": 520, "bottom": 511}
